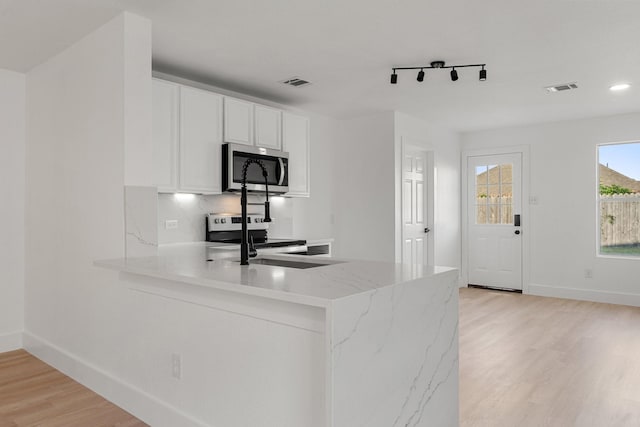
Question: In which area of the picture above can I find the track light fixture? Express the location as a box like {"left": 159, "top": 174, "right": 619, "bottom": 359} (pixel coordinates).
{"left": 389, "top": 60, "right": 487, "bottom": 84}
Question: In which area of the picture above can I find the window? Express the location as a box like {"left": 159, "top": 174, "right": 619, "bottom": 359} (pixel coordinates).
{"left": 598, "top": 142, "right": 640, "bottom": 257}
{"left": 475, "top": 163, "right": 513, "bottom": 224}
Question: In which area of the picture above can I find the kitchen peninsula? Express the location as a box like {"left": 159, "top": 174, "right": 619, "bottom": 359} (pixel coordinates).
{"left": 97, "top": 245, "right": 458, "bottom": 427}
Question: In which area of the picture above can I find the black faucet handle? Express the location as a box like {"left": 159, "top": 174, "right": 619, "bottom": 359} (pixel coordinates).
{"left": 249, "top": 236, "right": 258, "bottom": 258}
{"left": 264, "top": 201, "right": 272, "bottom": 222}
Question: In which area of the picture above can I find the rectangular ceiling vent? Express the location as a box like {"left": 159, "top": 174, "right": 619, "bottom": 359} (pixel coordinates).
{"left": 280, "top": 77, "right": 311, "bottom": 87}
{"left": 545, "top": 82, "right": 578, "bottom": 93}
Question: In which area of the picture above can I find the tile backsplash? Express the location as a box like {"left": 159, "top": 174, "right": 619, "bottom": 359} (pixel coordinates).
{"left": 158, "top": 193, "right": 294, "bottom": 244}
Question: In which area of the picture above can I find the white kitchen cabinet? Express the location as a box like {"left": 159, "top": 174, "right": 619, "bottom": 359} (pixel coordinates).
{"left": 282, "top": 112, "right": 310, "bottom": 197}
{"left": 152, "top": 79, "right": 179, "bottom": 192}
{"left": 223, "top": 97, "right": 254, "bottom": 145}
{"left": 179, "top": 86, "right": 224, "bottom": 194}
{"left": 153, "top": 78, "right": 310, "bottom": 196}
{"left": 254, "top": 105, "right": 282, "bottom": 150}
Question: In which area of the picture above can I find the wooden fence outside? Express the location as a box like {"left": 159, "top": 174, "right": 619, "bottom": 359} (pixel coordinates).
{"left": 600, "top": 194, "right": 640, "bottom": 246}
{"left": 476, "top": 195, "right": 513, "bottom": 224}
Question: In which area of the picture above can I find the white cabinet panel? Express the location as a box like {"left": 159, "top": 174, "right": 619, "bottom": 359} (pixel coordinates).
{"left": 224, "top": 97, "right": 254, "bottom": 145}
{"left": 282, "top": 112, "right": 310, "bottom": 197}
{"left": 254, "top": 105, "right": 282, "bottom": 149}
{"left": 179, "top": 86, "right": 223, "bottom": 194}
{"left": 152, "top": 79, "right": 179, "bottom": 192}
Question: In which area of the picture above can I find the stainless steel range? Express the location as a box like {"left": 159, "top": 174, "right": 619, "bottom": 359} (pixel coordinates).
{"left": 205, "top": 213, "right": 306, "bottom": 250}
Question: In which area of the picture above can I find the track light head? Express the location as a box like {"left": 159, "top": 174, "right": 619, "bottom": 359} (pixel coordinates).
{"left": 479, "top": 66, "right": 487, "bottom": 81}
{"left": 390, "top": 70, "right": 398, "bottom": 84}
{"left": 417, "top": 69, "right": 425, "bottom": 82}
{"left": 450, "top": 68, "right": 458, "bottom": 82}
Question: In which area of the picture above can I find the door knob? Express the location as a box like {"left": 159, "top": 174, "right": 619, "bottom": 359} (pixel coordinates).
{"left": 514, "top": 230, "right": 521, "bottom": 235}
{"left": 424, "top": 227, "right": 431, "bottom": 233}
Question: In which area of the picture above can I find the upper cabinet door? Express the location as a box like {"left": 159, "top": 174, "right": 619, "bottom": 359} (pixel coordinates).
{"left": 282, "top": 112, "right": 310, "bottom": 197}
{"left": 179, "top": 86, "right": 223, "bottom": 194}
{"left": 254, "top": 105, "right": 282, "bottom": 150}
{"left": 152, "top": 79, "right": 179, "bottom": 192}
{"left": 223, "top": 97, "right": 254, "bottom": 145}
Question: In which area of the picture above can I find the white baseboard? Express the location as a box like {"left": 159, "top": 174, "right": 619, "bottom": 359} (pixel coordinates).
{"left": 528, "top": 283, "right": 640, "bottom": 307}
{"left": 0, "top": 331, "right": 23, "bottom": 353}
{"left": 23, "top": 331, "right": 210, "bottom": 427}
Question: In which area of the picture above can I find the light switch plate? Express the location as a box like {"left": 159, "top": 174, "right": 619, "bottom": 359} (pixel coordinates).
{"left": 165, "top": 220, "right": 178, "bottom": 230}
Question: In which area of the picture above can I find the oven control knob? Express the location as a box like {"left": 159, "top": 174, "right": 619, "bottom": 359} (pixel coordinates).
{"left": 214, "top": 218, "right": 220, "bottom": 224}
{"left": 221, "top": 218, "right": 227, "bottom": 224}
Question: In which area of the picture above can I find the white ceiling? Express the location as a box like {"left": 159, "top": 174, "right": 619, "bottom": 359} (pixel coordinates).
{"left": 1, "top": 0, "right": 639, "bottom": 131}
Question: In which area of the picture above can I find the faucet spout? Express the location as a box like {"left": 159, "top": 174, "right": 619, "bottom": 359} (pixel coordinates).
{"left": 240, "top": 159, "right": 272, "bottom": 265}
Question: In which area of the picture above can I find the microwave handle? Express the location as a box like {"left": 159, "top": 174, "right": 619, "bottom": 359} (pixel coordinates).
{"left": 278, "top": 158, "right": 286, "bottom": 186}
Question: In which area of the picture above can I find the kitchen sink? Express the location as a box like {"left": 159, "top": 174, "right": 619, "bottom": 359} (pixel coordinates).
{"left": 239, "top": 257, "right": 343, "bottom": 269}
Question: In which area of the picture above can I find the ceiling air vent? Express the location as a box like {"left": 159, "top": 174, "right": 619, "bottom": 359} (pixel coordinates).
{"left": 545, "top": 82, "right": 578, "bottom": 93}
{"left": 280, "top": 77, "right": 311, "bottom": 87}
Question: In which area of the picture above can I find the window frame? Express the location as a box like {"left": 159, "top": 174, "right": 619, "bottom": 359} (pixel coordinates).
{"left": 596, "top": 140, "right": 640, "bottom": 260}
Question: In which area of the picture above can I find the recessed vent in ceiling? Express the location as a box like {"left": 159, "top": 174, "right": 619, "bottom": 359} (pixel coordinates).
{"left": 280, "top": 77, "right": 311, "bottom": 87}
{"left": 545, "top": 82, "right": 578, "bottom": 93}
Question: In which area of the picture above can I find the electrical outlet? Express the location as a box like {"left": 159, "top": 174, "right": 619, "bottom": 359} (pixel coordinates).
{"left": 529, "top": 196, "right": 539, "bottom": 205}
{"left": 171, "top": 353, "right": 182, "bottom": 379}
{"left": 584, "top": 269, "right": 593, "bottom": 279}
{"left": 165, "top": 220, "right": 178, "bottom": 230}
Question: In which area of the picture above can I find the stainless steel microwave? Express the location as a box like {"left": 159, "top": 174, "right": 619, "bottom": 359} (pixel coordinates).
{"left": 222, "top": 143, "right": 289, "bottom": 194}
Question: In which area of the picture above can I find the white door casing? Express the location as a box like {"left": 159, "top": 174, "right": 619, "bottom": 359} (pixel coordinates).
{"left": 467, "top": 153, "right": 523, "bottom": 290}
{"left": 402, "top": 146, "right": 432, "bottom": 265}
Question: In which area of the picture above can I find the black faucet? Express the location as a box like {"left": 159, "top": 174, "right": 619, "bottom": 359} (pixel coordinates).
{"left": 240, "top": 159, "right": 272, "bottom": 265}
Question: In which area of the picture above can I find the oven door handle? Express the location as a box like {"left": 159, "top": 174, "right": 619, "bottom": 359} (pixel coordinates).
{"left": 278, "top": 158, "right": 286, "bottom": 186}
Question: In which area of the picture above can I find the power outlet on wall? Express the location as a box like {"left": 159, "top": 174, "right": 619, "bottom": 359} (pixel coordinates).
{"left": 165, "top": 220, "right": 178, "bottom": 230}
{"left": 171, "top": 353, "right": 182, "bottom": 379}
{"left": 584, "top": 268, "right": 593, "bottom": 279}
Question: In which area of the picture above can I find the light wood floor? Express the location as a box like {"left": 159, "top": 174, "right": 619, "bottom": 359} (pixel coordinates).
{"left": 0, "top": 350, "right": 147, "bottom": 427}
{"left": 460, "top": 287, "right": 640, "bottom": 427}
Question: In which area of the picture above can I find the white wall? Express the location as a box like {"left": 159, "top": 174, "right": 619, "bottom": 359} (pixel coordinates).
{"left": 24, "top": 12, "right": 180, "bottom": 425}
{"left": 394, "top": 112, "right": 461, "bottom": 270}
{"left": 0, "top": 69, "right": 25, "bottom": 351}
{"left": 23, "top": 12, "right": 325, "bottom": 427}
{"left": 330, "top": 111, "right": 462, "bottom": 267}
{"left": 462, "top": 113, "right": 640, "bottom": 304}
{"left": 332, "top": 112, "right": 396, "bottom": 262}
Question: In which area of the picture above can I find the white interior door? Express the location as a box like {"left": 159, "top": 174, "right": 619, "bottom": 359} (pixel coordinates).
{"left": 402, "top": 147, "right": 430, "bottom": 265}
{"left": 467, "top": 153, "right": 522, "bottom": 290}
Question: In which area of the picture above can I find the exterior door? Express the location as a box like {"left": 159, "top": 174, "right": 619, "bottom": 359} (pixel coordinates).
{"left": 467, "top": 153, "right": 522, "bottom": 290}
{"left": 402, "top": 147, "right": 430, "bottom": 265}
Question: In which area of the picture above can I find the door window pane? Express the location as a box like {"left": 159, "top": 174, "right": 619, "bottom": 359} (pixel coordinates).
{"left": 488, "top": 204, "right": 500, "bottom": 224}
{"left": 475, "top": 163, "right": 514, "bottom": 225}
{"left": 598, "top": 142, "right": 640, "bottom": 257}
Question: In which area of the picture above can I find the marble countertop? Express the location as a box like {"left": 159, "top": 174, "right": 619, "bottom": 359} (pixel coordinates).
{"left": 95, "top": 242, "right": 456, "bottom": 308}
